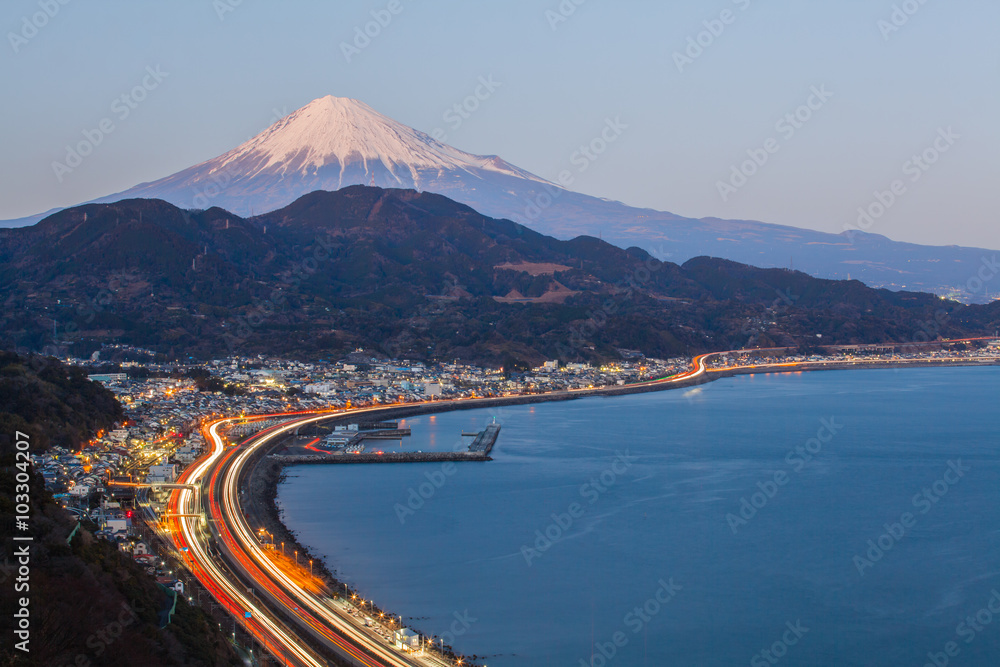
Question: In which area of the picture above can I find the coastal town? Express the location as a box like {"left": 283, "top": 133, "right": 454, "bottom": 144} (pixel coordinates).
{"left": 37, "top": 337, "right": 1000, "bottom": 518}
{"left": 26, "top": 337, "right": 1000, "bottom": 665}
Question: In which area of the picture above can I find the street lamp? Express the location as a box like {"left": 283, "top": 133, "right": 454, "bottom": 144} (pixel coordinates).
{"left": 309, "top": 559, "right": 313, "bottom": 576}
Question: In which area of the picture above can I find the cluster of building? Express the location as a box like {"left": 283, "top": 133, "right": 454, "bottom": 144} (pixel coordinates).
{"left": 706, "top": 340, "right": 1000, "bottom": 370}
{"left": 29, "top": 339, "right": 998, "bottom": 665}
{"left": 69, "top": 352, "right": 687, "bottom": 416}
{"left": 36, "top": 352, "right": 687, "bottom": 533}
{"left": 40, "top": 341, "right": 1000, "bottom": 523}
{"left": 32, "top": 445, "right": 122, "bottom": 499}
{"left": 30, "top": 440, "right": 188, "bottom": 593}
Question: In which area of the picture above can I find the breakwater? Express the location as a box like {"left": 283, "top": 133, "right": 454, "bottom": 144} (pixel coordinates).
{"left": 269, "top": 451, "right": 491, "bottom": 464}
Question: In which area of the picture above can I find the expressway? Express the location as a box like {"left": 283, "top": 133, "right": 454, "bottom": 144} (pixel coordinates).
{"left": 168, "top": 419, "right": 329, "bottom": 666}
{"left": 164, "top": 345, "right": 997, "bottom": 665}
{"left": 169, "top": 413, "right": 455, "bottom": 666}
{"left": 162, "top": 354, "right": 719, "bottom": 666}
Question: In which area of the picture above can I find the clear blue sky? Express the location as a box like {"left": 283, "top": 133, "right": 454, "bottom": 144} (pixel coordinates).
{"left": 2, "top": 0, "right": 998, "bottom": 249}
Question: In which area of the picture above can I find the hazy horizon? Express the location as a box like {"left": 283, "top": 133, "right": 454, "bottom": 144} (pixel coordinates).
{"left": 2, "top": 0, "right": 997, "bottom": 250}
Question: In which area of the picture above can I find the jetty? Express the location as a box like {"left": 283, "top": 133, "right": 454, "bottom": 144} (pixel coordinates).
{"left": 468, "top": 423, "right": 501, "bottom": 454}
{"left": 272, "top": 423, "right": 501, "bottom": 465}
{"left": 269, "top": 451, "right": 490, "bottom": 465}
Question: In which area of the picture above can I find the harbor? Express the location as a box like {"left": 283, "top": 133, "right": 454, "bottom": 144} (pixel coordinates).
{"left": 270, "top": 420, "right": 501, "bottom": 464}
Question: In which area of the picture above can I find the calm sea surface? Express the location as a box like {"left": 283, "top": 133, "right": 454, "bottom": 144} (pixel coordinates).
{"left": 277, "top": 367, "right": 1000, "bottom": 666}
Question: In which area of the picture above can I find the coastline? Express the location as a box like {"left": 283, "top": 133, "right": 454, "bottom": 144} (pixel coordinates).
{"left": 241, "top": 358, "right": 999, "bottom": 662}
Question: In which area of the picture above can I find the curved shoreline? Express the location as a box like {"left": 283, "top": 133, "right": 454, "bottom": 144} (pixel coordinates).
{"left": 243, "top": 358, "right": 999, "bottom": 662}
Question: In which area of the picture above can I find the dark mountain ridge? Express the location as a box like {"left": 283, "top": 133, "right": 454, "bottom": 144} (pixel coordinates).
{"left": 2, "top": 186, "right": 997, "bottom": 364}
{"left": 6, "top": 95, "right": 996, "bottom": 302}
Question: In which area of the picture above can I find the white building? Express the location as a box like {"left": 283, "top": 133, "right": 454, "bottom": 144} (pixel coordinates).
{"left": 105, "top": 517, "right": 130, "bottom": 535}
{"left": 88, "top": 373, "right": 127, "bottom": 384}
{"left": 393, "top": 628, "right": 420, "bottom": 651}
{"left": 176, "top": 445, "right": 201, "bottom": 464}
{"left": 304, "top": 382, "right": 336, "bottom": 395}
{"left": 148, "top": 464, "right": 177, "bottom": 483}
{"left": 108, "top": 429, "right": 129, "bottom": 442}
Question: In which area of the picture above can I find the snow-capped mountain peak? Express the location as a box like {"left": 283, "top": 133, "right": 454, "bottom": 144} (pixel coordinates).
{"left": 82, "top": 94, "right": 555, "bottom": 215}
{"left": 209, "top": 95, "right": 549, "bottom": 189}
{"left": 3, "top": 95, "right": 995, "bottom": 301}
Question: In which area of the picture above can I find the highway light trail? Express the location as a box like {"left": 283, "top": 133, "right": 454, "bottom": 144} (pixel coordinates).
{"left": 223, "top": 407, "right": 468, "bottom": 665}
{"left": 164, "top": 342, "right": 992, "bottom": 666}
{"left": 171, "top": 410, "right": 435, "bottom": 666}
{"left": 170, "top": 419, "right": 327, "bottom": 667}
{"left": 208, "top": 414, "right": 400, "bottom": 666}
{"left": 161, "top": 352, "right": 715, "bottom": 665}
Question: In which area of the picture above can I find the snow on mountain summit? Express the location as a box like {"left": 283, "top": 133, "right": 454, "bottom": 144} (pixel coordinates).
{"left": 212, "top": 95, "right": 549, "bottom": 187}
{"left": 6, "top": 96, "right": 995, "bottom": 301}
{"left": 82, "top": 94, "right": 557, "bottom": 216}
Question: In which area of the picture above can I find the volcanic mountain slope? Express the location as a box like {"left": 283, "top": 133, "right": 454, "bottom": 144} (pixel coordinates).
{"left": 2, "top": 186, "right": 997, "bottom": 364}
{"left": 5, "top": 96, "right": 998, "bottom": 300}
{"left": 92, "top": 95, "right": 552, "bottom": 219}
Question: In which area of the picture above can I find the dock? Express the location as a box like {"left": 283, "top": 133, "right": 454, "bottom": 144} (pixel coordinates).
{"left": 319, "top": 427, "right": 411, "bottom": 452}
{"left": 269, "top": 451, "right": 490, "bottom": 465}
{"left": 274, "top": 423, "right": 500, "bottom": 465}
{"left": 468, "top": 423, "right": 501, "bottom": 454}
{"left": 354, "top": 428, "right": 411, "bottom": 440}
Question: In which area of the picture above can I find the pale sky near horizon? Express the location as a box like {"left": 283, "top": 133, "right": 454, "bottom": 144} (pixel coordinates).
{"left": 2, "top": 0, "right": 998, "bottom": 249}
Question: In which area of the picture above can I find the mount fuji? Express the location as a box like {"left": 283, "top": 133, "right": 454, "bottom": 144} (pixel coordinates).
{"left": 5, "top": 95, "right": 997, "bottom": 302}
{"left": 94, "top": 95, "right": 557, "bottom": 218}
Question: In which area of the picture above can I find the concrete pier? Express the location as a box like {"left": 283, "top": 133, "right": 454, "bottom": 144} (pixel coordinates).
{"left": 469, "top": 423, "right": 501, "bottom": 454}
{"left": 269, "top": 451, "right": 490, "bottom": 464}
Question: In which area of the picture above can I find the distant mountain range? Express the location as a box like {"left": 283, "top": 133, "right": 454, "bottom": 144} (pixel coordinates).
{"left": 4, "top": 96, "right": 997, "bottom": 303}
{"left": 2, "top": 187, "right": 997, "bottom": 364}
